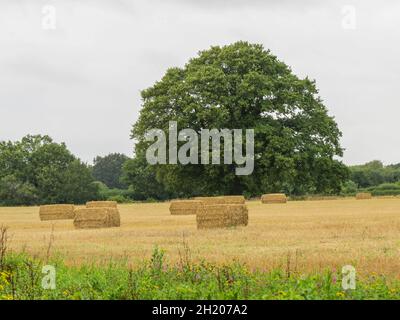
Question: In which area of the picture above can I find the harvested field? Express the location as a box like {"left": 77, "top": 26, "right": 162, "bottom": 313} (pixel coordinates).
{"left": 2, "top": 198, "right": 400, "bottom": 277}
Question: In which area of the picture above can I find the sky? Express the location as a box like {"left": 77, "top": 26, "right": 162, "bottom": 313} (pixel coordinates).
{"left": 0, "top": 0, "right": 399, "bottom": 165}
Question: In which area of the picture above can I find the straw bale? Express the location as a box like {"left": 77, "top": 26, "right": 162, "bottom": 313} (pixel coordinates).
{"left": 169, "top": 200, "right": 203, "bottom": 215}
{"left": 39, "top": 204, "right": 75, "bottom": 221}
{"left": 73, "top": 208, "right": 120, "bottom": 229}
{"left": 261, "top": 193, "right": 287, "bottom": 204}
{"left": 86, "top": 201, "right": 117, "bottom": 208}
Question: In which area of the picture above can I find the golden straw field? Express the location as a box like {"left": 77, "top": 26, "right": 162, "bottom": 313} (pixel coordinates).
{"left": 1, "top": 198, "right": 400, "bottom": 277}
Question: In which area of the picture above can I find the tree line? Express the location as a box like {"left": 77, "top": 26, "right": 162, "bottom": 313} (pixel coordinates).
{"left": 3, "top": 42, "right": 395, "bottom": 206}
{"left": 1, "top": 134, "right": 399, "bottom": 206}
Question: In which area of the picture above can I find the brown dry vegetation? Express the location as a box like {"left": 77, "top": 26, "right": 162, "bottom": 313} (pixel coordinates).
{"left": 1, "top": 198, "right": 400, "bottom": 277}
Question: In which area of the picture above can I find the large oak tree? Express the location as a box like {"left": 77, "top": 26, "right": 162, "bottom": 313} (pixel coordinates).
{"left": 127, "top": 42, "right": 348, "bottom": 197}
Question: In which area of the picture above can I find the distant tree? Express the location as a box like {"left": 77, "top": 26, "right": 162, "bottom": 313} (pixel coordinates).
{"left": 129, "top": 41, "right": 348, "bottom": 196}
{"left": 92, "top": 153, "right": 129, "bottom": 189}
{"left": 349, "top": 160, "right": 400, "bottom": 188}
{"left": 59, "top": 160, "right": 100, "bottom": 203}
{"left": 340, "top": 180, "right": 358, "bottom": 195}
{"left": 0, "top": 135, "right": 99, "bottom": 205}
{"left": 387, "top": 163, "right": 400, "bottom": 169}
{"left": 362, "top": 160, "right": 384, "bottom": 170}
{"left": 0, "top": 175, "right": 38, "bottom": 206}
{"left": 121, "top": 153, "right": 170, "bottom": 200}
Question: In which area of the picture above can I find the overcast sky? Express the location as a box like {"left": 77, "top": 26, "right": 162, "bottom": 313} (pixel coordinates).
{"left": 1, "top": 0, "right": 399, "bottom": 165}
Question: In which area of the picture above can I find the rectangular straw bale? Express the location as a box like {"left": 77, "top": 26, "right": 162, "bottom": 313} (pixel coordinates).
{"left": 86, "top": 201, "right": 118, "bottom": 208}
{"left": 73, "top": 208, "right": 120, "bottom": 229}
{"left": 307, "top": 196, "right": 338, "bottom": 201}
{"left": 356, "top": 192, "right": 372, "bottom": 200}
{"left": 169, "top": 200, "right": 204, "bottom": 215}
{"left": 261, "top": 193, "right": 287, "bottom": 204}
{"left": 39, "top": 204, "right": 75, "bottom": 221}
{"left": 196, "top": 204, "right": 248, "bottom": 229}
{"left": 221, "top": 195, "right": 245, "bottom": 204}
{"left": 194, "top": 196, "right": 226, "bottom": 205}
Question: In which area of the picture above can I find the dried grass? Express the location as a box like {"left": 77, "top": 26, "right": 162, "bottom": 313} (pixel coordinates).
{"left": 221, "top": 195, "right": 245, "bottom": 204}
{"left": 73, "top": 208, "right": 121, "bottom": 229}
{"left": 169, "top": 200, "right": 204, "bottom": 215}
{"left": 39, "top": 204, "right": 75, "bottom": 221}
{"left": 307, "top": 196, "right": 339, "bottom": 201}
{"left": 86, "top": 201, "right": 118, "bottom": 208}
{"left": 193, "top": 196, "right": 226, "bottom": 205}
{"left": 261, "top": 193, "right": 287, "bottom": 204}
{"left": 356, "top": 192, "right": 372, "bottom": 200}
{"left": 5, "top": 199, "right": 400, "bottom": 276}
{"left": 196, "top": 204, "right": 248, "bottom": 229}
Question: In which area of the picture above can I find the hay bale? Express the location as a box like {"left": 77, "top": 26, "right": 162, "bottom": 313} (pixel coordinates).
{"left": 39, "top": 204, "right": 75, "bottom": 221}
{"left": 196, "top": 204, "right": 248, "bottom": 229}
{"left": 73, "top": 208, "right": 120, "bottom": 229}
{"left": 261, "top": 193, "right": 287, "bottom": 204}
{"left": 86, "top": 201, "right": 117, "bottom": 208}
{"left": 307, "top": 196, "right": 338, "bottom": 201}
{"left": 221, "top": 195, "right": 245, "bottom": 204}
{"left": 356, "top": 192, "right": 372, "bottom": 200}
{"left": 194, "top": 196, "right": 226, "bottom": 205}
{"left": 376, "top": 195, "right": 395, "bottom": 199}
{"left": 169, "top": 200, "right": 203, "bottom": 215}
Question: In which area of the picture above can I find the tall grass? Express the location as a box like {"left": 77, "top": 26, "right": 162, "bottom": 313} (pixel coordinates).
{"left": 1, "top": 246, "right": 399, "bottom": 300}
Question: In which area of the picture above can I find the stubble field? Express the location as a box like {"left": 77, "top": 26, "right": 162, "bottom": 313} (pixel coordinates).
{"left": 1, "top": 198, "right": 400, "bottom": 278}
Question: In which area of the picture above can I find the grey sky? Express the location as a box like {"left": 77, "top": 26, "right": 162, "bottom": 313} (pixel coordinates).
{"left": 1, "top": 0, "right": 399, "bottom": 165}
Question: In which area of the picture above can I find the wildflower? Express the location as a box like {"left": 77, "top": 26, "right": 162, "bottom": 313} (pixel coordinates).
{"left": 336, "top": 291, "right": 345, "bottom": 298}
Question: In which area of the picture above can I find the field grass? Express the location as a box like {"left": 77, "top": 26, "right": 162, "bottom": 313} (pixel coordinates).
{"left": 1, "top": 248, "right": 400, "bottom": 300}
{"left": 1, "top": 198, "right": 400, "bottom": 278}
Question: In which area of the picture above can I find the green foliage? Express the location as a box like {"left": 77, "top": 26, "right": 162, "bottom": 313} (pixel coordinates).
{"left": 341, "top": 180, "right": 358, "bottom": 195}
{"left": 364, "top": 182, "right": 400, "bottom": 196}
{"left": 58, "top": 160, "right": 100, "bottom": 204}
{"left": 0, "top": 135, "right": 99, "bottom": 205}
{"left": 121, "top": 154, "right": 171, "bottom": 200}
{"left": 0, "top": 175, "right": 38, "bottom": 206}
{"left": 130, "top": 41, "right": 348, "bottom": 197}
{"left": 1, "top": 250, "right": 400, "bottom": 300}
{"left": 107, "top": 195, "right": 132, "bottom": 203}
{"left": 343, "top": 159, "right": 400, "bottom": 196}
{"left": 95, "top": 181, "right": 134, "bottom": 202}
{"left": 349, "top": 160, "right": 400, "bottom": 188}
{"left": 92, "top": 153, "right": 129, "bottom": 189}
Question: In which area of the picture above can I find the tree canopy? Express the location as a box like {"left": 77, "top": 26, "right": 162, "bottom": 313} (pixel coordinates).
{"left": 349, "top": 160, "right": 400, "bottom": 188}
{"left": 0, "top": 135, "right": 99, "bottom": 205}
{"left": 92, "top": 153, "right": 129, "bottom": 189}
{"left": 127, "top": 41, "right": 349, "bottom": 197}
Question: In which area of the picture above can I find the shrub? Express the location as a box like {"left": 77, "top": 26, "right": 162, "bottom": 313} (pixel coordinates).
{"left": 107, "top": 195, "right": 132, "bottom": 204}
